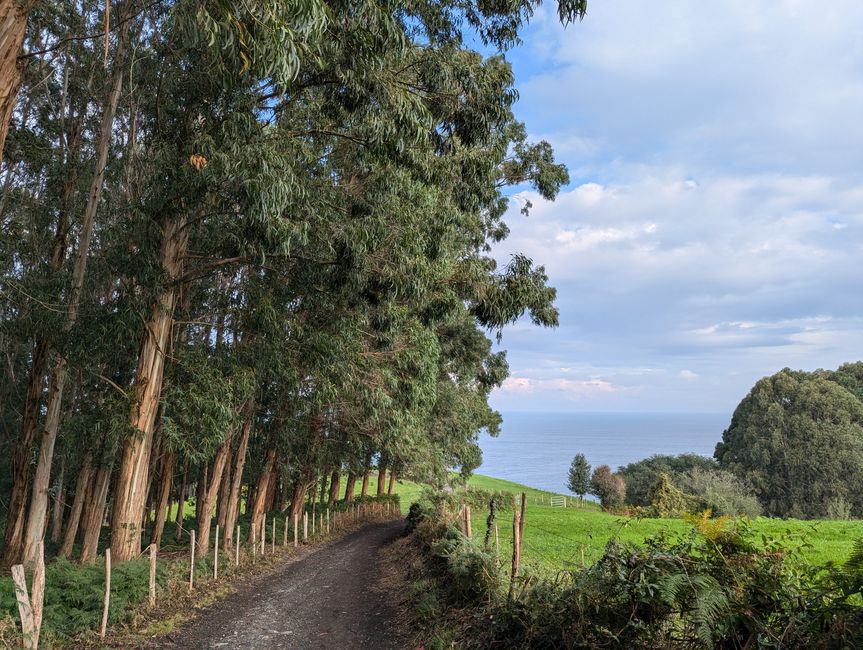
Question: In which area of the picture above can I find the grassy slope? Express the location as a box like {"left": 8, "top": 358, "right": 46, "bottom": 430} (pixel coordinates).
{"left": 386, "top": 474, "right": 863, "bottom": 572}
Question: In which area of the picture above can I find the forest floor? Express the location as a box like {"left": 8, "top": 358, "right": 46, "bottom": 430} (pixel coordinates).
{"left": 145, "top": 519, "right": 413, "bottom": 649}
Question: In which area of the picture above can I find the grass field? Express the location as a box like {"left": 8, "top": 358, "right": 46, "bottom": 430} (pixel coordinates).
{"left": 385, "top": 473, "right": 863, "bottom": 573}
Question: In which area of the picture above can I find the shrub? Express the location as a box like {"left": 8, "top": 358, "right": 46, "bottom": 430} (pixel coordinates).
{"left": 680, "top": 468, "right": 762, "bottom": 517}
{"left": 646, "top": 472, "right": 693, "bottom": 517}
{"left": 618, "top": 454, "right": 718, "bottom": 507}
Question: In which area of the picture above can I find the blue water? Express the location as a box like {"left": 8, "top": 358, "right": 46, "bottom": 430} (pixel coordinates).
{"left": 477, "top": 412, "right": 728, "bottom": 494}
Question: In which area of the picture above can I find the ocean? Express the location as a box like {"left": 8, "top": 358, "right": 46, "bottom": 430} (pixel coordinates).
{"left": 477, "top": 412, "right": 729, "bottom": 494}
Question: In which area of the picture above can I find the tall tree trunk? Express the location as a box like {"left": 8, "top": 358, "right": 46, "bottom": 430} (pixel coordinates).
{"left": 0, "top": 338, "right": 48, "bottom": 567}
{"left": 195, "top": 436, "right": 231, "bottom": 552}
{"left": 289, "top": 467, "right": 311, "bottom": 521}
{"left": 327, "top": 471, "right": 340, "bottom": 510}
{"left": 49, "top": 457, "right": 66, "bottom": 544}
{"left": 58, "top": 458, "right": 92, "bottom": 558}
{"left": 361, "top": 469, "right": 370, "bottom": 497}
{"left": 377, "top": 456, "right": 387, "bottom": 496}
{"left": 318, "top": 474, "right": 328, "bottom": 507}
{"left": 175, "top": 461, "right": 188, "bottom": 541}
{"left": 79, "top": 466, "right": 110, "bottom": 563}
{"left": 216, "top": 456, "right": 231, "bottom": 530}
{"left": 387, "top": 468, "right": 396, "bottom": 495}
{"left": 21, "top": 1, "right": 132, "bottom": 567}
{"left": 111, "top": 215, "right": 188, "bottom": 562}
{"left": 343, "top": 472, "right": 356, "bottom": 504}
{"left": 250, "top": 448, "right": 276, "bottom": 533}
{"left": 0, "top": 0, "right": 35, "bottom": 162}
{"left": 223, "top": 402, "right": 253, "bottom": 550}
{"left": 150, "top": 451, "right": 174, "bottom": 549}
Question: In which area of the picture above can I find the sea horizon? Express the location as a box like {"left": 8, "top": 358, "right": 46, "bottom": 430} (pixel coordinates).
{"left": 477, "top": 411, "right": 729, "bottom": 494}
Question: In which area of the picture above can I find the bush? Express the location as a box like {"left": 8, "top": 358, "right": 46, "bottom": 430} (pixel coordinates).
{"left": 434, "top": 528, "right": 501, "bottom": 605}
{"left": 680, "top": 468, "right": 762, "bottom": 518}
{"left": 618, "top": 454, "right": 718, "bottom": 507}
{"left": 646, "top": 472, "right": 693, "bottom": 517}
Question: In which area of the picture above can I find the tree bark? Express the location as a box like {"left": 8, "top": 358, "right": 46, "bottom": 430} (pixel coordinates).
{"left": 58, "top": 459, "right": 92, "bottom": 558}
{"left": 377, "top": 456, "right": 387, "bottom": 496}
{"left": 111, "top": 215, "right": 188, "bottom": 562}
{"left": 150, "top": 451, "right": 174, "bottom": 549}
{"left": 361, "top": 469, "right": 370, "bottom": 497}
{"left": 327, "top": 471, "right": 340, "bottom": 510}
{"left": 0, "top": 339, "right": 48, "bottom": 567}
{"left": 223, "top": 401, "right": 252, "bottom": 550}
{"left": 387, "top": 468, "right": 396, "bottom": 495}
{"left": 49, "top": 457, "right": 66, "bottom": 544}
{"left": 343, "top": 472, "right": 356, "bottom": 504}
{"left": 175, "top": 461, "right": 188, "bottom": 541}
{"left": 216, "top": 455, "right": 231, "bottom": 530}
{"left": 0, "top": 0, "right": 34, "bottom": 162}
{"left": 79, "top": 466, "right": 110, "bottom": 563}
{"left": 289, "top": 467, "right": 311, "bottom": 522}
{"left": 195, "top": 435, "right": 231, "bottom": 552}
{"left": 250, "top": 448, "right": 276, "bottom": 533}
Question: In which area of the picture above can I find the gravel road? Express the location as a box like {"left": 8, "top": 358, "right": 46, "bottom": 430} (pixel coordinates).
{"left": 151, "top": 519, "right": 411, "bottom": 649}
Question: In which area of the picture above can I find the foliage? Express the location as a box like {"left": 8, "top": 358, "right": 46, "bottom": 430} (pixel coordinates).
{"left": 618, "top": 454, "right": 718, "bottom": 507}
{"left": 567, "top": 453, "right": 591, "bottom": 500}
{"left": 590, "top": 464, "right": 626, "bottom": 510}
{"left": 646, "top": 472, "right": 692, "bottom": 518}
{"left": 716, "top": 367, "right": 863, "bottom": 518}
{"left": 680, "top": 468, "right": 762, "bottom": 518}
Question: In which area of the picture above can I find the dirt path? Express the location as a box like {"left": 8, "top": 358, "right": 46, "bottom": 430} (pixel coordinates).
{"left": 151, "top": 520, "right": 411, "bottom": 649}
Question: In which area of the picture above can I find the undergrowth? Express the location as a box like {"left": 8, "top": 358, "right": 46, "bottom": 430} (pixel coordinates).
{"left": 406, "top": 491, "right": 863, "bottom": 649}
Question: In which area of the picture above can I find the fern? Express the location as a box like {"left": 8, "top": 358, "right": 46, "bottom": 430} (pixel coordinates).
{"left": 845, "top": 537, "right": 863, "bottom": 574}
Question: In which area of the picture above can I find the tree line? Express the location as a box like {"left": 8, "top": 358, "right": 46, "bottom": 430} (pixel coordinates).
{"left": 0, "top": 0, "right": 588, "bottom": 568}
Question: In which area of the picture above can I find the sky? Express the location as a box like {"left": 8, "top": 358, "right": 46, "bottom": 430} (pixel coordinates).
{"left": 488, "top": 1, "right": 863, "bottom": 414}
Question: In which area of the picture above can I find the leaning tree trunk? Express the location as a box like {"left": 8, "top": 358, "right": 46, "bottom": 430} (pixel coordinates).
{"left": 79, "top": 466, "right": 110, "bottom": 564}
{"left": 150, "top": 451, "right": 174, "bottom": 549}
{"left": 58, "top": 458, "right": 92, "bottom": 558}
{"left": 289, "top": 467, "right": 312, "bottom": 522}
{"left": 195, "top": 436, "right": 232, "bottom": 552}
{"left": 223, "top": 402, "right": 253, "bottom": 550}
{"left": 21, "top": 1, "right": 131, "bottom": 567}
{"left": 387, "top": 468, "right": 396, "bottom": 495}
{"left": 0, "top": 0, "right": 34, "bottom": 162}
{"left": 318, "top": 474, "right": 328, "bottom": 508}
{"left": 327, "top": 471, "right": 340, "bottom": 510}
{"left": 216, "top": 457, "right": 231, "bottom": 530}
{"left": 343, "top": 472, "right": 356, "bottom": 504}
{"left": 250, "top": 448, "right": 276, "bottom": 533}
{"left": 111, "top": 215, "right": 187, "bottom": 562}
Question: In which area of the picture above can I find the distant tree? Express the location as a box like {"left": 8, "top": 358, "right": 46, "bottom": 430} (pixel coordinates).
{"left": 590, "top": 465, "right": 626, "bottom": 510}
{"left": 567, "top": 454, "right": 591, "bottom": 504}
{"left": 715, "top": 367, "right": 863, "bottom": 518}
{"left": 618, "top": 454, "right": 718, "bottom": 507}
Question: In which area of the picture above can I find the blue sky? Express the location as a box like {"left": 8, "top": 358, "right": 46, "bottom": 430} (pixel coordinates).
{"left": 489, "top": 1, "right": 863, "bottom": 413}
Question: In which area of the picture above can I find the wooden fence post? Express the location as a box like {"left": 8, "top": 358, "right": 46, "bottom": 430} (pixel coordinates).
{"left": 100, "top": 548, "right": 111, "bottom": 637}
{"left": 11, "top": 565, "right": 35, "bottom": 649}
{"left": 283, "top": 516, "right": 288, "bottom": 546}
{"left": 495, "top": 524, "right": 499, "bottom": 555}
{"left": 261, "top": 514, "right": 266, "bottom": 556}
{"left": 251, "top": 524, "right": 256, "bottom": 562}
{"left": 189, "top": 531, "right": 195, "bottom": 592}
{"left": 326, "top": 508, "right": 330, "bottom": 534}
{"left": 149, "top": 544, "right": 157, "bottom": 606}
{"left": 303, "top": 512, "right": 308, "bottom": 542}
{"left": 294, "top": 514, "right": 299, "bottom": 547}
{"left": 235, "top": 526, "right": 240, "bottom": 566}
{"left": 465, "top": 505, "right": 472, "bottom": 538}
{"left": 508, "top": 500, "right": 521, "bottom": 600}
{"left": 214, "top": 525, "right": 219, "bottom": 579}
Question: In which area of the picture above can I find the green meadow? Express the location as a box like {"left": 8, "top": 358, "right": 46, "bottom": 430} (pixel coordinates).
{"left": 388, "top": 474, "right": 863, "bottom": 572}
